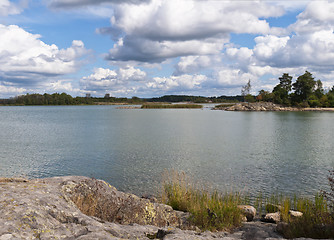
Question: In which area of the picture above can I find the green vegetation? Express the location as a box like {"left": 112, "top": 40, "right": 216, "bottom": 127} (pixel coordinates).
{"left": 213, "top": 103, "right": 236, "bottom": 108}
{"left": 161, "top": 170, "right": 243, "bottom": 231}
{"left": 141, "top": 104, "right": 203, "bottom": 109}
{"left": 255, "top": 193, "right": 334, "bottom": 239}
{"left": 148, "top": 95, "right": 242, "bottom": 103}
{"left": 161, "top": 169, "right": 334, "bottom": 238}
{"left": 0, "top": 93, "right": 146, "bottom": 106}
{"left": 256, "top": 71, "right": 334, "bottom": 107}
{"left": 0, "top": 93, "right": 242, "bottom": 106}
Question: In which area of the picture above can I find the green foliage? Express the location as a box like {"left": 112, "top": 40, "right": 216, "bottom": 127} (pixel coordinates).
{"left": 272, "top": 73, "right": 293, "bottom": 105}
{"left": 292, "top": 71, "right": 316, "bottom": 103}
{"left": 141, "top": 104, "right": 202, "bottom": 109}
{"left": 263, "top": 71, "right": 334, "bottom": 108}
{"left": 255, "top": 192, "right": 334, "bottom": 239}
{"left": 148, "top": 95, "right": 242, "bottom": 103}
{"left": 13, "top": 93, "right": 95, "bottom": 105}
{"left": 161, "top": 170, "right": 243, "bottom": 231}
{"left": 244, "top": 94, "right": 255, "bottom": 103}
{"left": 279, "top": 73, "right": 293, "bottom": 92}
{"left": 257, "top": 90, "right": 273, "bottom": 102}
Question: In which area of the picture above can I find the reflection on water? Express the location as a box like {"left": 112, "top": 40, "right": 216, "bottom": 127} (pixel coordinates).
{"left": 0, "top": 106, "right": 333, "bottom": 197}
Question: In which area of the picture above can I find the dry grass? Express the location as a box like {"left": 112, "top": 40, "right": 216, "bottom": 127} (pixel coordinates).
{"left": 255, "top": 193, "right": 334, "bottom": 239}
{"left": 160, "top": 170, "right": 243, "bottom": 231}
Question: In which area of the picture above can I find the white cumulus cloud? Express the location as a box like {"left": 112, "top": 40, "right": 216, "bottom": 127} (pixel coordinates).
{"left": 48, "top": 0, "right": 150, "bottom": 9}
{"left": 147, "top": 74, "right": 207, "bottom": 91}
{"left": 0, "top": 24, "right": 89, "bottom": 86}
{"left": 80, "top": 66, "right": 147, "bottom": 94}
{"left": 0, "top": 0, "right": 24, "bottom": 16}
{"left": 103, "top": 0, "right": 284, "bottom": 63}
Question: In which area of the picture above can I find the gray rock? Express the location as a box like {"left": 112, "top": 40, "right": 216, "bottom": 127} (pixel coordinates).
{"left": 0, "top": 176, "right": 288, "bottom": 239}
{"left": 237, "top": 205, "right": 256, "bottom": 222}
{"left": 289, "top": 210, "right": 303, "bottom": 218}
{"left": 261, "top": 212, "right": 281, "bottom": 223}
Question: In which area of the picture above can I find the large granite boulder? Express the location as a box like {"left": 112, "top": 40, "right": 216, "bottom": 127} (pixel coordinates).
{"left": 64, "top": 177, "right": 188, "bottom": 227}
{"left": 0, "top": 176, "right": 190, "bottom": 239}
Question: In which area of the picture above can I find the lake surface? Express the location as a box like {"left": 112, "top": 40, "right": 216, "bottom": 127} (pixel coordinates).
{"left": 1, "top": 105, "right": 333, "bottom": 197}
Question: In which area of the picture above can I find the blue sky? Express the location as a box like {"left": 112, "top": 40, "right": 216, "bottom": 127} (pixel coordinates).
{"left": 1, "top": 0, "right": 334, "bottom": 98}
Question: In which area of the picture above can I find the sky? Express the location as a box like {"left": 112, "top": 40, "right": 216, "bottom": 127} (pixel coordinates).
{"left": 1, "top": 0, "right": 334, "bottom": 98}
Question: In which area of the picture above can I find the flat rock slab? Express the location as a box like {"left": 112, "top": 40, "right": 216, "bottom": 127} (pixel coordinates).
{"left": 0, "top": 176, "right": 319, "bottom": 240}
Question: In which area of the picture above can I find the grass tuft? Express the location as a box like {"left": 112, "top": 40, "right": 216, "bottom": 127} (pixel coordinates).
{"left": 160, "top": 170, "right": 243, "bottom": 231}
{"left": 255, "top": 193, "right": 334, "bottom": 239}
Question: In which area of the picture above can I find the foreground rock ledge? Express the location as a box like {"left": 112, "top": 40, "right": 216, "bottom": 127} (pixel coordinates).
{"left": 0, "top": 176, "right": 315, "bottom": 239}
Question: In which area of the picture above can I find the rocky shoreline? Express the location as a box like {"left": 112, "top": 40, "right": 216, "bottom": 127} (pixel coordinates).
{"left": 0, "top": 176, "right": 326, "bottom": 239}
{"left": 213, "top": 102, "right": 334, "bottom": 112}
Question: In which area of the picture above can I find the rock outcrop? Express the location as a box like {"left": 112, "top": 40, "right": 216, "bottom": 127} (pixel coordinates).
{"left": 0, "top": 176, "right": 318, "bottom": 239}
{"left": 214, "top": 102, "right": 334, "bottom": 112}
{"left": 215, "top": 102, "right": 299, "bottom": 111}
{"left": 0, "top": 176, "right": 192, "bottom": 239}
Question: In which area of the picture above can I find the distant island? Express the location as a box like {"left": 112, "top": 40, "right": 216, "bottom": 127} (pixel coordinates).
{"left": 0, "top": 93, "right": 241, "bottom": 106}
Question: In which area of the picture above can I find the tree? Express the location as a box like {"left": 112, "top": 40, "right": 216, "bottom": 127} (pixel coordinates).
{"left": 292, "top": 71, "right": 316, "bottom": 103}
{"left": 272, "top": 73, "right": 292, "bottom": 105}
{"left": 278, "top": 73, "right": 292, "bottom": 92}
{"left": 257, "top": 90, "right": 273, "bottom": 102}
{"left": 314, "top": 80, "right": 324, "bottom": 99}
{"left": 241, "top": 79, "right": 251, "bottom": 97}
{"left": 241, "top": 79, "right": 252, "bottom": 102}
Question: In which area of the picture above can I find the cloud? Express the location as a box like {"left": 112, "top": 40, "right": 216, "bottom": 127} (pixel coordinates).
{"left": 48, "top": 0, "right": 150, "bottom": 9}
{"left": 107, "top": 36, "right": 228, "bottom": 63}
{"left": 0, "top": 24, "right": 89, "bottom": 87}
{"left": 102, "top": 0, "right": 284, "bottom": 63}
{"left": 290, "top": 1, "right": 334, "bottom": 34}
{"left": 80, "top": 66, "right": 146, "bottom": 94}
{"left": 0, "top": 83, "right": 26, "bottom": 97}
{"left": 174, "top": 55, "right": 222, "bottom": 75}
{"left": 251, "top": 32, "right": 334, "bottom": 70}
{"left": 0, "top": 0, "right": 25, "bottom": 16}
{"left": 147, "top": 74, "right": 207, "bottom": 92}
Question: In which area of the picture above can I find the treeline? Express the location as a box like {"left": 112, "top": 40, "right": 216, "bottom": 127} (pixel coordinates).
{"left": 0, "top": 93, "right": 94, "bottom": 105}
{"left": 256, "top": 71, "right": 334, "bottom": 107}
{"left": 0, "top": 93, "right": 242, "bottom": 106}
{"left": 147, "top": 95, "right": 243, "bottom": 103}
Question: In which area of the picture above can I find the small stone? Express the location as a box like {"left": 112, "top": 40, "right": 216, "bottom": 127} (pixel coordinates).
{"left": 237, "top": 205, "right": 256, "bottom": 222}
{"left": 261, "top": 212, "right": 280, "bottom": 223}
{"left": 289, "top": 210, "right": 303, "bottom": 218}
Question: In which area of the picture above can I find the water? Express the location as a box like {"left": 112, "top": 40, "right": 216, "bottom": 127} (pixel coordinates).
{"left": 1, "top": 105, "right": 333, "bottom": 197}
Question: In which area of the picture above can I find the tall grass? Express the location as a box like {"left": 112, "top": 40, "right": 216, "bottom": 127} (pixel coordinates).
{"left": 255, "top": 193, "right": 334, "bottom": 239}
{"left": 160, "top": 169, "right": 334, "bottom": 238}
{"left": 141, "top": 104, "right": 203, "bottom": 109}
{"left": 160, "top": 170, "right": 243, "bottom": 231}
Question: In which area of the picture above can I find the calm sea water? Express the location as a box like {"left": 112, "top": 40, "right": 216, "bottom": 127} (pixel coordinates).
{"left": 0, "top": 105, "right": 333, "bottom": 197}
